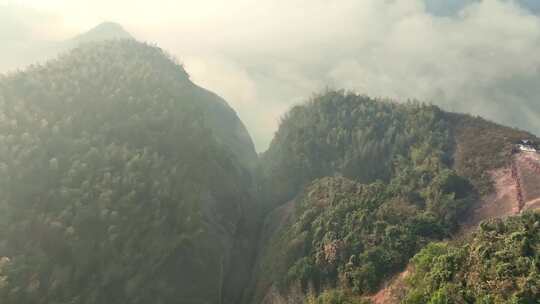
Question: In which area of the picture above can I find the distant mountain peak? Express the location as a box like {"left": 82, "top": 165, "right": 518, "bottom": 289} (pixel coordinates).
{"left": 69, "top": 22, "right": 133, "bottom": 45}
{"left": 91, "top": 22, "right": 128, "bottom": 32}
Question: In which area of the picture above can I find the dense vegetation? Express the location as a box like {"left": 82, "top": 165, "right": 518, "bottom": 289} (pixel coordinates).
{"left": 261, "top": 92, "right": 459, "bottom": 207}
{"left": 304, "top": 289, "right": 369, "bottom": 304}
{"left": 0, "top": 40, "right": 258, "bottom": 304}
{"left": 0, "top": 33, "right": 538, "bottom": 304}
{"left": 404, "top": 212, "right": 540, "bottom": 303}
{"left": 251, "top": 92, "right": 474, "bottom": 303}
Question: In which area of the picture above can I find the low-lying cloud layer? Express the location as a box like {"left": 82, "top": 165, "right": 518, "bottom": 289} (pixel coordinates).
{"left": 1, "top": 0, "right": 540, "bottom": 151}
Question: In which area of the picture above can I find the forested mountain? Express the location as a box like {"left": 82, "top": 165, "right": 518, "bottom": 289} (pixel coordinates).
{"left": 0, "top": 36, "right": 538, "bottom": 304}
{"left": 260, "top": 92, "right": 459, "bottom": 208}
{"left": 0, "top": 40, "right": 258, "bottom": 304}
{"left": 251, "top": 92, "right": 474, "bottom": 303}
{"left": 250, "top": 91, "right": 539, "bottom": 304}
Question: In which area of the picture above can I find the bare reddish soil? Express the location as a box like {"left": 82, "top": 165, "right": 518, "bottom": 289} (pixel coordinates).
{"left": 515, "top": 153, "right": 540, "bottom": 211}
{"left": 464, "top": 152, "right": 540, "bottom": 230}
{"left": 371, "top": 268, "right": 410, "bottom": 304}
{"left": 465, "top": 167, "right": 519, "bottom": 229}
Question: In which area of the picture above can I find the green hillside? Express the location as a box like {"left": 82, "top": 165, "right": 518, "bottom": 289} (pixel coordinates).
{"left": 404, "top": 212, "right": 540, "bottom": 303}
{"left": 250, "top": 91, "right": 477, "bottom": 303}
{"left": 0, "top": 40, "right": 258, "bottom": 304}
{"left": 0, "top": 37, "right": 538, "bottom": 304}
{"left": 261, "top": 92, "right": 454, "bottom": 207}
{"left": 250, "top": 91, "right": 539, "bottom": 304}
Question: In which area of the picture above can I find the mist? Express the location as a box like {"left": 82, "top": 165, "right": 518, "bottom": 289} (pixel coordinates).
{"left": 1, "top": 0, "right": 540, "bottom": 151}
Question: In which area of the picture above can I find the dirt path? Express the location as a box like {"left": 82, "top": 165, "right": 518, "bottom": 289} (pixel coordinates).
{"left": 371, "top": 268, "right": 410, "bottom": 304}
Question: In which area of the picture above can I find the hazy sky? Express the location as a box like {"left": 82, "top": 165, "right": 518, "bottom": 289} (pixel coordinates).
{"left": 2, "top": 0, "right": 540, "bottom": 151}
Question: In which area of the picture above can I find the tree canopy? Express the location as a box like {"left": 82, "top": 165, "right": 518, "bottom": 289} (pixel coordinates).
{"left": 0, "top": 40, "right": 258, "bottom": 304}
{"left": 251, "top": 91, "right": 475, "bottom": 303}
{"left": 404, "top": 212, "right": 540, "bottom": 304}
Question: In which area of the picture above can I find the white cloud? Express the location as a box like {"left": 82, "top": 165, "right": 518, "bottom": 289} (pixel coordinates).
{"left": 1, "top": 0, "right": 540, "bottom": 151}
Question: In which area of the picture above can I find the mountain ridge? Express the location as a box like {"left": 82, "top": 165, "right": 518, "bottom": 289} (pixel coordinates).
{"left": 0, "top": 35, "right": 539, "bottom": 304}
{"left": 0, "top": 39, "right": 259, "bottom": 304}
{"left": 248, "top": 91, "right": 540, "bottom": 304}
{"left": 70, "top": 22, "right": 133, "bottom": 42}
